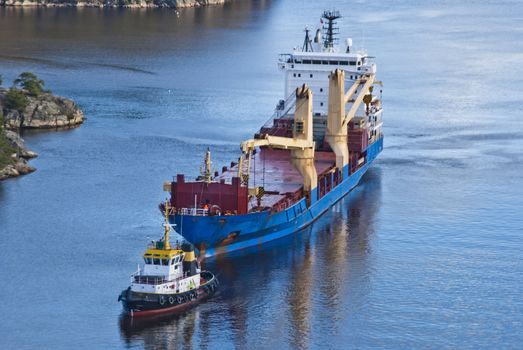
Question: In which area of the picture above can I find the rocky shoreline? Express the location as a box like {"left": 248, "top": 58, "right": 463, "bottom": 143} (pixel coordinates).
{"left": 0, "top": 87, "right": 84, "bottom": 181}
{"left": 0, "top": 88, "right": 84, "bottom": 129}
{"left": 0, "top": 130, "right": 38, "bottom": 181}
{"left": 0, "top": 0, "right": 227, "bottom": 8}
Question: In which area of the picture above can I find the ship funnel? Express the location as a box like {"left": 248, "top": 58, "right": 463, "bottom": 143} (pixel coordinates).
{"left": 182, "top": 242, "right": 197, "bottom": 276}
{"left": 314, "top": 29, "right": 321, "bottom": 43}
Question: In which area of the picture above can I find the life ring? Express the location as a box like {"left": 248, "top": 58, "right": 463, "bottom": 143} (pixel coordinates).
{"left": 168, "top": 296, "right": 175, "bottom": 305}
{"left": 176, "top": 296, "right": 183, "bottom": 304}
{"left": 159, "top": 296, "right": 166, "bottom": 306}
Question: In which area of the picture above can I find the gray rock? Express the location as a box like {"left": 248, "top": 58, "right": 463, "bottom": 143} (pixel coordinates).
{"left": 0, "top": 88, "right": 84, "bottom": 129}
{"left": 4, "top": 130, "right": 39, "bottom": 159}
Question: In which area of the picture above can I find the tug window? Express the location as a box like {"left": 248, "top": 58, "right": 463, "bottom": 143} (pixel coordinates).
{"left": 322, "top": 60, "right": 329, "bottom": 65}
{"left": 161, "top": 259, "right": 169, "bottom": 266}
{"left": 153, "top": 258, "right": 160, "bottom": 265}
{"left": 303, "top": 60, "right": 311, "bottom": 64}
{"left": 144, "top": 258, "right": 152, "bottom": 264}
{"left": 171, "top": 258, "right": 176, "bottom": 264}
{"left": 312, "top": 60, "right": 321, "bottom": 64}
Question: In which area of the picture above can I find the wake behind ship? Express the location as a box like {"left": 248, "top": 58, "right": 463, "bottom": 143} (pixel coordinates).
{"left": 161, "top": 11, "right": 384, "bottom": 257}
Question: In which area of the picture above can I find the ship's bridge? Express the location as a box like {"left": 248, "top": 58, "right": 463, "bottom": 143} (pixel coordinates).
{"left": 278, "top": 52, "right": 376, "bottom": 117}
{"left": 143, "top": 247, "right": 184, "bottom": 266}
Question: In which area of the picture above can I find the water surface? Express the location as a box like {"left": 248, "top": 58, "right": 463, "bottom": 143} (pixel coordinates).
{"left": 1, "top": 1, "right": 522, "bottom": 348}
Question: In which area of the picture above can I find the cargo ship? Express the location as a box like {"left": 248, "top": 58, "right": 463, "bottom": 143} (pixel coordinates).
{"left": 161, "top": 11, "right": 383, "bottom": 257}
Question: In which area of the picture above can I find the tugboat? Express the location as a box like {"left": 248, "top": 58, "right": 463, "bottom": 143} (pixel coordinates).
{"left": 118, "top": 202, "right": 219, "bottom": 317}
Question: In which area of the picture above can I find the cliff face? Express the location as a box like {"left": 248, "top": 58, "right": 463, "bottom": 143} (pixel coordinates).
{"left": 0, "top": 0, "right": 226, "bottom": 8}
{"left": 0, "top": 88, "right": 84, "bottom": 129}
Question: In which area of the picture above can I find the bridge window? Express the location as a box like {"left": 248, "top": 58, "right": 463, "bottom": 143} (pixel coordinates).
{"left": 329, "top": 61, "right": 338, "bottom": 65}
{"left": 312, "top": 60, "right": 321, "bottom": 64}
{"left": 294, "top": 59, "right": 302, "bottom": 64}
{"left": 303, "top": 60, "right": 312, "bottom": 64}
{"left": 322, "top": 60, "right": 329, "bottom": 65}
{"left": 340, "top": 61, "right": 349, "bottom": 66}
{"left": 310, "top": 74, "right": 313, "bottom": 78}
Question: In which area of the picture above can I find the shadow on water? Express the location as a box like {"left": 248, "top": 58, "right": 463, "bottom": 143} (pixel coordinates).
{"left": 118, "top": 169, "right": 382, "bottom": 348}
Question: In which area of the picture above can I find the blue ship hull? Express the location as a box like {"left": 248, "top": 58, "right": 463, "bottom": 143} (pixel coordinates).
{"left": 170, "top": 137, "right": 383, "bottom": 258}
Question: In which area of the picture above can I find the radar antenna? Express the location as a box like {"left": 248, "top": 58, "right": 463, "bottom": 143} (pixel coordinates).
{"left": 321, "top": 10, "right": 341, "bottom": 51}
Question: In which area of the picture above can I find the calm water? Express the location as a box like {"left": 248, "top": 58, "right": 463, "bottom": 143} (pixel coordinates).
{"left": 1, "top": 1, "right": 523, "bottom": 348}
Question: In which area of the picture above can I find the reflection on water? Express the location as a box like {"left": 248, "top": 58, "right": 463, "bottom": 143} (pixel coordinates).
{"left": 119, "top": 169, "right": 382, "bottom": 348}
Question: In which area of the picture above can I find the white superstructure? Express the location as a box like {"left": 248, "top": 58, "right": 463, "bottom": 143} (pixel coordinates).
{"left": 271, "top": 10, "right": 382, "bottom": 147}
{"left": 277, "top": 11, "right": 377, "bottom": 117}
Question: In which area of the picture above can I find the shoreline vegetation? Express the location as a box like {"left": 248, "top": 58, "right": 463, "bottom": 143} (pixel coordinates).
{"left": 0, "top": 72, "right": 84, "bottom": 181}
{"left": 0, "top": 0, "right": 228, "bottom": 8}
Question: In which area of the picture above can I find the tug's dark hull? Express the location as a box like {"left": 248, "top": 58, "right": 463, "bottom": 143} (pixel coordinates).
{"left": 118, "top": 271, "right": 218, "bottom": 317}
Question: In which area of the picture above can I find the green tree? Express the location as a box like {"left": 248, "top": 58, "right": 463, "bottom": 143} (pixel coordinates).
{"left": 14, "top": 72, "right": 48, "bottom": 97}
{"left": 5, "top": 88, "right": 29, "bottom": 113}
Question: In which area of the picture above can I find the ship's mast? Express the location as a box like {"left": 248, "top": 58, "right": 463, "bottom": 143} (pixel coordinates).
{"left": 163, "top": 201, "right": 171, "bottom": 250}
{"left": 322, "top": 10, "right": 341, "bottom": 51}
{"left": 302, "top": 27, "right": 313, "bottom": 52}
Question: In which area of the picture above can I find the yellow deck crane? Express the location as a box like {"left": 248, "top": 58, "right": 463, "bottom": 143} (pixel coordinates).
{"left": 239, "top": 84, "right": 317, "bottom": 206}
{"left": 325, "top": 69, "right": 380, "bottom": 178}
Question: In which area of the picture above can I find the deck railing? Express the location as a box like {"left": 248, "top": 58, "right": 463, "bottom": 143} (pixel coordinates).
{"left": 178, "top": 208, "right": 209, "bottom": 216}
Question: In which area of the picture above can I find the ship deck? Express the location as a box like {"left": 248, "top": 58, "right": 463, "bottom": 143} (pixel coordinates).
{"left": 215, "top": 148, "right": 336, "bottom": 210}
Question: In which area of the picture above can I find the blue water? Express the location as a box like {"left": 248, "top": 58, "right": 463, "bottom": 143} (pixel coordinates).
{"left": 1, "top": 1, "right": 522, "bottom": 348}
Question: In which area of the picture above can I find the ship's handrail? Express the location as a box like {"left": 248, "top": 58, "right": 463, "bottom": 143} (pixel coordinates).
{"left": 178, "top": 208, "right": 209, "bottom": 216}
